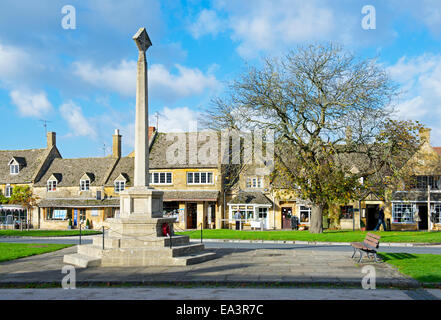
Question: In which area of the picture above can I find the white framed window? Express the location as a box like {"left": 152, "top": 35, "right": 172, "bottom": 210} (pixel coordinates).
{"left": 47, "top": 180, "right": 57, "bottom": 192}
{"left": 149, "top": 172, "right": 172, "bottom": 185}
{"left": 187, "top": 172, "right": 213, "bottom": 185}
{"left": 80, "top": 179, "right": 90, "bottom": 191}
{"left": 299, "top": 206, "right": 311, "bottom": 224}
{"left": 91, "top": 209, "right": 99, "bottom": 217}
{"left": 258, "top": 207, "right": 268, "bottom": 219}
{"left": 5, "top": 185, "right": 13, "bottom": 198}
{"left": 392, "top": 203, "right": 415, "bottom": 223}
{"left": 10, "top": 164, "right": 19, "bottom": 175}
{"left": 246, "top": 177, "right": 263, "bottom": 188}
{"left": 114, "top": 181, "right": 125, "bottom": 193}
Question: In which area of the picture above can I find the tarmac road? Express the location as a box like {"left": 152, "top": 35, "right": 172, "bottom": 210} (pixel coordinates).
{"left": 1, "top": 236, "right": 441, "bottom": 254}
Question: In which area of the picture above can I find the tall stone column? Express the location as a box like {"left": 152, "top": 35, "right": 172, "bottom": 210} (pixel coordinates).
{"left": 133, "top": 28, "right": 151, "bottom": 187}
{"left": 117, "top": 28, "right": 163, "bottom": 219}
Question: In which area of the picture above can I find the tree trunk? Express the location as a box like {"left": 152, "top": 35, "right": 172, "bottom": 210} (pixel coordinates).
{"left": 310, "top": 204, "right": 324, "bottom": 234}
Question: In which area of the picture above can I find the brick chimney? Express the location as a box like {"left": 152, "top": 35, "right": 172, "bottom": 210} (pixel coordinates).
{"left": 47, "top": 132, "right": 56, "bottom": 148}
{"left": 148, "top": 126, "right": 156, "bottom": 141}
{"left": 112, "top": 129, "right": 122, "bottom": 158}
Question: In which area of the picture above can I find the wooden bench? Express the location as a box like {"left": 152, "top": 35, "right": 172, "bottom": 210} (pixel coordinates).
{"left": 350, "top": 233, "right": 381, "bottom": 263}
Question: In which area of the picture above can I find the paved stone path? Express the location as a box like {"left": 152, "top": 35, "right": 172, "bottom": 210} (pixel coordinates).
{"left": 0, "top": 246, "right": 417, "bottom": 287}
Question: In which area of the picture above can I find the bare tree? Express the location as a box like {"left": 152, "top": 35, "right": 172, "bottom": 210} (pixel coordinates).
{"left": 204, "top": 43, "right": 422, "bottom": 233}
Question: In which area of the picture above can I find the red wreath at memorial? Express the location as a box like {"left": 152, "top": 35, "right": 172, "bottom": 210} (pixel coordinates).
{"left": 161, "top": 223, "right": 170, "bottom": 236}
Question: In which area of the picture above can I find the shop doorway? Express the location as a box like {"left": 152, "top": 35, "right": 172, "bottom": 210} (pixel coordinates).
{"left": 186, "top": 203, "right": 197, "bottom": 229}
{"left": 418, "top": 205, "right": 428, "bottom": 230}
{"left": 281, "top": 207, "right": 292, "bottom": 229}
{"left": 366, "top": 205, "right": 379, "bottom": 230}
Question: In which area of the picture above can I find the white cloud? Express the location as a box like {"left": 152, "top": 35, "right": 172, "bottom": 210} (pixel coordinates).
{"left": 0, "top": 42, "right": 44, "bottom": 87}
{"left": 190, "top": 9, "right": 225, "bottom": 39}
{"left": 10, "top": 89, "right": 53, "bottom": 118}
{"left": 388, "top": 54, "right": 441, "bottom": 145}
{"left": 394, "top": 96, "right": 427, "bottom": 119}
{"left": 151, "top": 106, "right": 200, "bottom": 133}
{"left": 0, "top": 44, "right": 29, "bottom": 78}
{"left": 73, "top": 60, "right": 137, "bottom": 97}
{"left": 149, "top": 64, "right": 220, "bottom": 100}
{"left": 191, "top": 0, "right": 338, "bottom": 58}
{"left": 73, "top": 60, "right": 220, "bottom": 101}
{"left": 60, "top": 101, "right": 97, "bottom": 138}
{"left": 231, "top": 1, "right": 335, "bottom": 58}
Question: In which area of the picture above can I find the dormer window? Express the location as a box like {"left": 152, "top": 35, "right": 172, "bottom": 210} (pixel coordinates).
{"left": 79, "top": 173, "right": 93, "bottom": 191}
{"left": 114, "top": 173, "right": 128, "bottom": 193}
{"left": 114, "top": 181, "right": 125, "bottom": 193}
{"left": 47, "top": 180, "right": 57, "bottom": 192}
{"left": 8, "top": 158, "right": 22, "bottom": 175}
{"left": 47, "top": 173, "right": 61, "bottom": 192}
{"left": 80, "top": 179, "right": 90, "bottom": 191}
{"left": 10, "top": 164, "right": 19, "bottom": 174}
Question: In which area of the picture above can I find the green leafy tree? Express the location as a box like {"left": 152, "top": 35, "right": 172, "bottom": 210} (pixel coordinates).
{"left": 205, "top": 43, "right": 422, "bottom": 233}
{"left": 9, "top": 186, "right": 39, "bottom": 224}
{"left": 0, "top": 190, "right": 8, "bottom": 204}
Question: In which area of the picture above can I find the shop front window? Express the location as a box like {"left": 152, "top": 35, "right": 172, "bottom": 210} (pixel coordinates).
{"left": 163, "top": 201, "right": 180, "bottom": 220}
{"left": 46, "top": 208, "right": 71, "bottom": 221}
{"left": 392, "top": 203, "right": 415, "bottom": 223}
{"left": 300, "top": 206, "right": 311, "bottom": 224}
{"left": 340, "top": 206, "right": 354, "bottom": 219}
{"left": 432, "top": 204, "right": 441, "bottom": 224}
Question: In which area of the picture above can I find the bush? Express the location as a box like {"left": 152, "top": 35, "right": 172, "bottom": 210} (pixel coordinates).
{"left": 86, "top": 219, "right": 90, "bottom": 229}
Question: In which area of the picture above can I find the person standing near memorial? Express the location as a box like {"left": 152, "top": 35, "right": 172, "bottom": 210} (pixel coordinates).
{"left": 235, "top": 210, "right": 241, "bottom": 230}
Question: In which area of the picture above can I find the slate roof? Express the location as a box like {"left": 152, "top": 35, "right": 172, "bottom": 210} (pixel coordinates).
{"left": 105, "top": 157, "right": 133, "bottom": 186}
{"left": 228, "top": 191, "right": 273, "bottom": 205}
{"left": 106, "top": 131, "right": 222, "bottom": 185}
{"left": 149, "top": 132, "right": 219, "bottom": 169}
{"left": 34, "top": 157, "right": 118, "bottom": 187}
{"left": 0, "top": 148, "right": 48, "bottom": 184}
{"left": 38, "top": 198, "right": 120, "bottom": 208}
{"left": 163, "top": 190, "right": 219, "bottom": 201}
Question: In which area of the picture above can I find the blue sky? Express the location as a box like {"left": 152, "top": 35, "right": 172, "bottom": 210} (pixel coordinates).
{"left": 1, "top": 0, "right": 441, "bottom": 158}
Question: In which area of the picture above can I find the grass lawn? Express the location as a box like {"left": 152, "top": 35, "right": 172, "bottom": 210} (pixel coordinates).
{"left": 176, "top": 229, "right": 441, "bottom": 243}
{"left": 0, "top": 230, "right": 101, "bottom": 237}
{"left": 379, "top": 253, "right": 441, "bottom": 284}
{"left": 0, "top": 243, "right": 73, "bottom": 263}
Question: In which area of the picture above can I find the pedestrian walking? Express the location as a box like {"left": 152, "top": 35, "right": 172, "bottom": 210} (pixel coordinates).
{"left": 373, "top": 205, "right": 387, "bottom": 231}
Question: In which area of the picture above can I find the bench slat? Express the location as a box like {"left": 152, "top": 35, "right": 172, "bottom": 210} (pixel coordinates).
{"left": 367, "top": 233, "right": 381, "bottom": 240}
{"left": 365, "top": 236, "right": 379, "bottom": 245}
{"left": 364, "top": 239, "right": 379, "bottom": 248}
